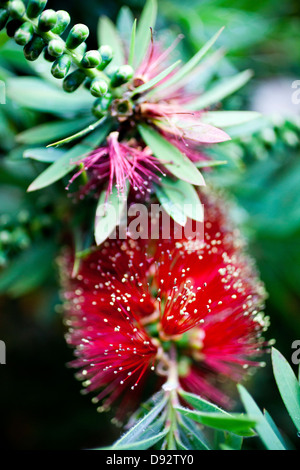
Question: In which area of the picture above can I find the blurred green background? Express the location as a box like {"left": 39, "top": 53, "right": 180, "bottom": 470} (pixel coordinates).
{"left": 0, "top": 0, "right": 299, "bottom": 449}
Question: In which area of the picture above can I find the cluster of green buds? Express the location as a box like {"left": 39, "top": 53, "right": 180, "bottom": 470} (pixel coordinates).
{"left": 0, "top": 0, "right": 134, "bottom": 116}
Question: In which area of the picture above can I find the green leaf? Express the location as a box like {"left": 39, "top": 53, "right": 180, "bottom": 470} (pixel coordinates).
{"left": 189, "top": 70, "right": 253, "bottom": 110}
{"left": 155, "top": 178, "right": 204, "bottom": 226}
{"left": 7, "top": 77, "right": 93, "bottom": 115}
{"left": 178, "top": 416, "right": 210, "bottom": 450}
{"left": 101, "top": 429, "right": 168, "bottom": 450}
{"left": 138, "top": 124, "right": 205, "bottom": 186}
{"left": 111, "top": 395, "right": 168, "bottom": 447}
{"left": 0, "top": 242, "right": 56, "bottom": 297}
{"left": 179, "top": 389, "right": 229, "bottom": 414}
{"left": 98, "top": 16, "right": 125, "bottom": 68}
{"left": 94, "top": 182, "right": 129, "bottom": 246}
{"left": 195, "top": 160, "right": 228, "bottom": 168}
{"left": 131, "top": 60, "right": 181, "bottom": 96}
{"left": 27, "top": 122, "right": 111, "bottom": 192}
{"left": 128, "top": 19, "right": 137, "bottom": 67}
{"left": 272, "top": 347, "right": 300, "bottom": 432}
{"left": 175, "top": 406, "right": 256, "bottom": 437}
{"left": 134, "top": 0, "right": 157, "bottom": 68}
{"left": 264, "top": 410, "right": 289, "bottom": 448}
{"left": 201, "top": 111, "right": 261, "bottom": 128}
{"left": 238, "top": 384, "right": 287, "bottom": 450}
{"left": 116, "top": 5, "right": 135, "bottom": 44}
{"left": 16, "top": 117, "right": 94, "bottom": 145}
{"left": 24, "top": 147, "right": 65, "bottom": 162}
{"left": 152, "top": 27, "right": 224, "bottom": 96}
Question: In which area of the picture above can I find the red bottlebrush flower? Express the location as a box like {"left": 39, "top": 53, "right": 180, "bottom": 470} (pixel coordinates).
{"left": 61, "top": 189, "right": 268, "bottom": 414}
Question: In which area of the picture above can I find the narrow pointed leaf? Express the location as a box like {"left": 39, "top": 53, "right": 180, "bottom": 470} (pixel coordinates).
{"left": 175, "top": 405, "right": 256, "bottom": 437}
{"left": 112, "top": 395, "right": 168, "bottom": 446}
{"left": 94, "top": 182, "right": 129, "bottom": 246}
{"left": 98, "top": 16, "right": 125, "bottom": 67}
{"left": 153, "top": 27, "right": 224, "bottom": 95}
{"left": 179, "top": 389, "right": 229, "bottom": 414}
{"left": 138, "top": 124, "right": 205, "bottom": 186}
{"left": 24, "top": 147, "right": 65, "bottom": 163}
{"left": 116, "top": 6, "right": 135, "bottom": 43}
{"left": 190, "top": 70, "right": 253, "bottom": 110}
{"left": 238, "top": 384, "right": 287, "bottom": 450}
{"left": 155, "top": 178, "right": 204, "bottom": 226}
{"left": 27, "top": 122, "right": 111, "bottom": 192}
{"left": 128, "top": 19, "right": 137, "bottom": 66}
{"left": 201, "top": 111, "right": 261, "bottom": 128}
{"left": 16, "top": 116, "right": 94, "bottom": 145}
{"left": 100, "top": 429, "right": 168, "bottom": 450}
{"left": 134, "top": 0, "right": 157, "bottom": 68}
{"left": 272, "top": 347, "right": 300, "bottom": 432}
{"left": 7, "top": 77, "right": 93, "bottom": 114}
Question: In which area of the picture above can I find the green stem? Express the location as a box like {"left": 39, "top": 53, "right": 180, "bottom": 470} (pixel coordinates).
{"left": 162, "top": 345, "right": 181, "bottom": 450}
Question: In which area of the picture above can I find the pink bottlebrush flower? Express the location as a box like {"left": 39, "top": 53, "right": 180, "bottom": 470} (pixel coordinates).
{"left": 67, "top": 131, "right": 163, "bottom": 199}
{"left": 61, "top": 189, "right": 268, "bottom": 414}
{"left": 133, "top": 39, "right": 231, "bottom": 155}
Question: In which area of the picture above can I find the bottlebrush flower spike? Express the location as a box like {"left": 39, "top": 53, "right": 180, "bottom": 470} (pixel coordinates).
{"left": 66, "top": 131, "right": 164, "bottom": 199}
{"left": 61, "top": 189, "right": 268, "bottom": 415}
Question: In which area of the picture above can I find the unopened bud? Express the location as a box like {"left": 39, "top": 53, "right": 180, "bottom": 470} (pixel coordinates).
{"left": 98, "top": 45, "right": 113, "bottom": 70}
{"left": 51, "top": 10, "right": 70, "bottom": 35}
{"left": 110, "top": 65, "right": 134, "bottom": 87}
{"left": 44, "top": 47, "right": 56, "bottom": 62}
{"left": 81, "top": 50, "right": 102, "bottom": 69}
{"left": 92, "top": 94, "right": 112, "bottom": 118}
{"left": 26, "top": 0, "right": 47, "bottom": 19}
{"left": 48, "top": 38, "right": 65, "bottom": 58}
{"left": 66, "top": 24, "right": 89, "bottom": 50}
{"left": 6, "top": 19, "right": 22, "bottom": 37}
{"left": 23, "top": 34, "right": 45, "bottom": 61}
{"left": 63, "top": 69, "right": 86, "bottom": 93}
{"left": 38, "top": 9, "right": 57, "bottom": 32}
{"left": 90, "top": 78, "right": 108, "bottom": 97}
{"left": 8, "top": 0, "right": 26, "bottom": 19}
{"left": 51, "top": 53, "right": 71, "bottom": 79}
{"left": 14, "top": 22, "right": 34, "bottom": 46}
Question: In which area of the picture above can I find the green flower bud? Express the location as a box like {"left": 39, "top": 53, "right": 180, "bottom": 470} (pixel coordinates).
{"left": 38, "top": 9, "right": 57, "bottom": 32}
{"left": 44, "top": 47, "right": 56, "bottom": 62}
{"left": 92, "top": 94, "right": 112, "bottom": 118}
{"left": 6, "top": 19, "right": 22, "bottom": 38}
{"left": 0, "top": 9, "right": 9, "bottom": 31}
{"left": 51, "top": 10, "right": 70, "bottom": 35}
{"left": 89, "top": 78, "right": 108, "bottom": 97}
{"left": 8, "top": 0, "right": 26, "bottom": 19}
{"left": 48, "top": 38, "right": 65, "bottom": 58}
{"left": 66, "top": 24, "right": 89, "bottom": 50}
{"left": 98, "top": 45, "right": 113, "bottom": 70}
{"left": 23, "top": 34, "right": 45, "bottom": 61}
{"left": 81, "top": 50, "right": 102, "bottom": 69}
{"left": 110, "top": 64, "right": 134, "bottom": 88}
{"left": 14, "top": 22, "right": 34, "bottom": 46}
{"left": 63, "top": 69, "right": 86, "bottom": 93}
{"left": 51, "top": 53, "right": 71, "bottom": 79}
{"left": 26, "top": 0, "right": 47, "bottom": 19}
